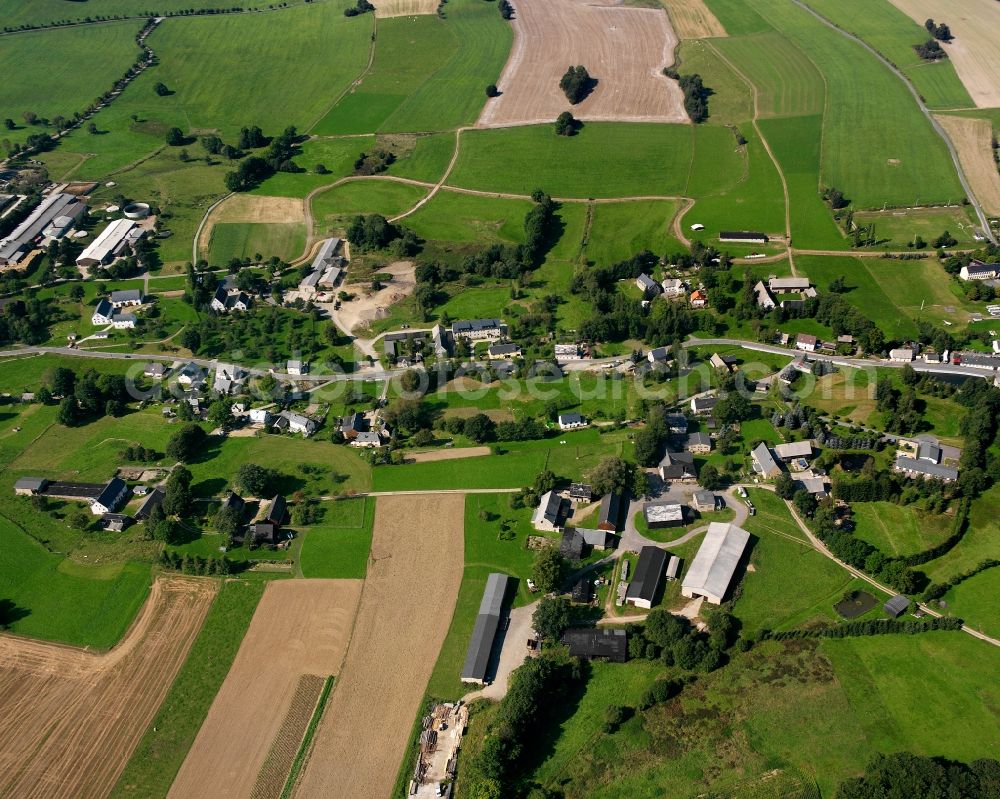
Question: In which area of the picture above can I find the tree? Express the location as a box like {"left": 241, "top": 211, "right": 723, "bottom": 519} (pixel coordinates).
{"left": 532, "top": 596, "right": 572, "bottom": 641}
{"left": 644, "top": 609, "right": 689, "bottom": 648}
{"left": 235, "top": 463, "right": 278, "bottom": 497}
{"left": 207, "top": 399, "right": 232, "bottom": 427}
{"left": 464, "top": 413, "right": 497, "bottom": 443}
{"left": 588, "top": 456, "right": 639, "bottom": 497}
{"left": 163, "top": 467, "right": 193, "bottom": 517}
{"left": 932, "top": 230, "right": 958, "bottom": 248}
{"left": 399, "top": 368, "right": 423, "bottom": 395}
{"left": 165, "top": 127, "right": 185, "bottom": 146}
{"left": 559, "top": 65, "right": 592, "bottom": 104}
{"left": 154, "top": 82, "right": 170, "bottom": 96}
{"left": 534, "top": 469, "right": 557, "bottom": 494}
{"left": 774, "top": 472, "right": 796, "bottom": 499}
{"left": 698, "top": 464, "right": 724, "bottom": 490}
{"left": 68, "top": 510, "right": 92, "bottom": 531}
{"left": 49, "top": 366, "right": 76, "bottom": 397}
{"left": 486, "top": 84, "right": 500, "bottom": 97}
{"left": 165, "top": 423, "right": 206, "bottom": 463}
{"left": 3, "top": 119, "right": 14, "bottom": 130}
{"left": 603, "top": 704, "right": 628, "bottom": 733}
{"left": 57, "top": 396, "right": 80, "bottom": 427}
{"left": 554, "top": 111, "right": 577, "bottom": 136}
{"left": 86, "top": 122, "right": 98, "bottom": 135}
{"left": 531, "top": 546, "right": 567, "bottom": 593}
{"left": 714, "top": 391, "right": 752, "bottom": 424}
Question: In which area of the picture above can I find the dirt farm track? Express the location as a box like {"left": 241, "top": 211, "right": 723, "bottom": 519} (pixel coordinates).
{"left": 169, "top": 579, "right": 362, "bottom": 799}
{"left": 478, "top": 0, "right": 688, "bottom": 126}
{"left": 0, "top": 576, "right": 216, "bottom": 799}
{"left": 293, "top": 494, "right": 466, "bottom": 798}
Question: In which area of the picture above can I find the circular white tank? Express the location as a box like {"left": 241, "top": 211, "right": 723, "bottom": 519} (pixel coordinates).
{"left": 123, "top": 202, "right": 150, "bottom": 219}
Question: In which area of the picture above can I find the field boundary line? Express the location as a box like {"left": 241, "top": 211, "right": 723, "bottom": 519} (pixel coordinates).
{"left": 280, "top": 675, "right": 335, "bottom": 799}
{"left": 788, "top": 0, "right": 996, "bottom": 244}
{"left": 389, "top": 126, "right": 467, "bottom": 223}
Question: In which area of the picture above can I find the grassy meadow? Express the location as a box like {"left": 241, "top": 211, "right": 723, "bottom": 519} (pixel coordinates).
{"left": 206, "top": 221, "right": 305, "bottom": 265}
{"left": 298, "top": 496, "right": 375, "bottom": 579}
{"left": 0, "top": 21, "right": 142, "bottom": 147}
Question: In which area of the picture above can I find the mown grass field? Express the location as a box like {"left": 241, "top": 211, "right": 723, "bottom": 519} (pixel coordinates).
{"left": 851, "top": 205, "right": 981, "bottom": 248}
{"left": 799, "top": 0, "right": 974, "bottom": 110}
{"left": 311, "top": 180, "right": 426, "bottom": 232}
{"left": 372, "top": 428, "right": 632, "bottom": 491}
{"left": 711, "top": 32, "right": 825, "bottom": 118}
{"left": 298, "top": 496, "right": 375, "bottom": 579}
{"left": 0, "top": 21, "right": 142, "bottom": 147}
{"left": 737, "top": 489, "right": 861, "bottom": 632}
{"left": 583, "top": 201, "right": 684, "bottom": 265}
{"left": 36, "top": 2, "right": 372, "bottom": 178}
{"left": 923, "top": 484, "right": 1000, "bottom": 584}
{"left": 109, "top": 577, "right": 271, "bottom": 799}
{"left": 405, "top": 192, "right": 531, "bottom": 244}
{"left": 312, "top": 0, "right": 511, "bottom": 134}
{"left": 3, "top": 0, "right": 260, "bottom": 28}
{"left": 941, "top": 567, "right": 1000, "bottom": 640}
{"left": 0, "top": 514, "right": 151, "bottom": 649}
{"left": 677, "top": 39, "right": 753, "bottom": 125}
{"left": 852, "top": 501, "right": 954, "bottom": 556}
{"left": 206, "top": 221, "right": 305, "bottom": 265}
{"left": 448, "top": 123, "right": 696, "bottom": 198}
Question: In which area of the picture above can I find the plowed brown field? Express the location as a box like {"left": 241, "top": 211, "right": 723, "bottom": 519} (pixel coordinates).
{"left": 478, "top": 0, "right": 688, "bottom": 126}
{"left": 0, "top": 576, "right": 216, "bottom": 799}
{"left": 293, "top": 494, "right": 466, "bottom": 799}
{"left": 168, "top": 579, "right": 362, "bottom": 799}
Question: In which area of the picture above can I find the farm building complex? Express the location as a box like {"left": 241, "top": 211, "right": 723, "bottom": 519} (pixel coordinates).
{"left": 682, "top": 523, "right": 752, "bottom": 605}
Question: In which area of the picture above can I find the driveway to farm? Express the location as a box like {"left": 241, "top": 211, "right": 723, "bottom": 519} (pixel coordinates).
{"left": 463, "top": 600, "right": 539, "bottom": 702}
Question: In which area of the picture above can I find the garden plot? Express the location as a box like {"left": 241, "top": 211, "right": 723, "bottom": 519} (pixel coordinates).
{"left": 0, "top": 576, "right": 215, "bottom": 799}
{"left": 478, "top": 0, "right": 688, "bottom": 126}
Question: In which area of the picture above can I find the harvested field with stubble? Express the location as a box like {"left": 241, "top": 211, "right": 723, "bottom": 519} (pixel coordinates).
{"left": 293, "top": 495, "right": 466, "bottom": 799}
{"left": 663, "top": 0, "right": 727, "bottom": 38}
{"left": 0, "top": 576, "right": 216, "bottom": 799}
{"left": 198, "top": 193, "right": 305, "bottom": 255}
{"left": 888, "top": 0, "right": 1000, "bottom": 108}
{"left": 478, "top": 0, "right": 688, "bottom": 126}
{"left": 374, "top": 0, "right": 439, "bottom": 16}
{"left": 937, "top": 114, "right": 1000, "bottom": 216}
{"left": 168, "top": 579, "right": 362, "bottom": 799}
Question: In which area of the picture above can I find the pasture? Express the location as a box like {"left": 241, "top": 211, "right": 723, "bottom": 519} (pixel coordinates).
{"left": 801, "top": 0, "right": 973, "bottom": 110}
{"left": 206, "top": 221, "right": 305, "bottom": 264}
{"left": 478, "top": 0, "right": 687, "bottom": 126}
{"left": 0, "top": 21, "right": 142, "bottom": 147}
{"left": 851, "top": 204, "right": 981, "bottom": 248}
{"left": 583, "top": 200, "right": 684, "bottom": 265}
{"left": 2, "top": 0, "right": 251, "bottom": 28}
{"left": 313, "top": 0, "right": 512, "bottom": 134}
{"left": 852, "top": 502, "right": 954, "bottom": 556}
{"left": 406, "top": 191, "right": 532, "bottom": 244}
{"left": 0, "top": 576, "right": 215, "bottom": 799}
{"left": 923, "top": 484, "right": 1000, "bottom": 584}
{"left": 941, "top": 567, "right": 1000, "bottom": 640}
{"left": 449, "top": 123, "right": 695, "bottom": 198}
{"left": 711, "top": 32, "right": 824, "bottom": 118}
{"left": 169, "top": 579, "right": 361, "bottom": 799}
{"left": 676, "top": 40, "right": 753, "bottom": 126}
{"left": 298, "top": 497, "right": 375, "bottom": 579}
{"left": 311, "top": 180, "right": 427, "bottom": 230}
{"left": 743, "top": 0, "right": 965, "bottom": 208}
{"left": 294, "top": 495, "right": 465, "bottom": 797}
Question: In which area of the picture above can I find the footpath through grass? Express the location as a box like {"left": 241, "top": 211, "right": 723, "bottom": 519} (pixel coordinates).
{"left": 110, "top": 576, "right": 271, "bottom": 799}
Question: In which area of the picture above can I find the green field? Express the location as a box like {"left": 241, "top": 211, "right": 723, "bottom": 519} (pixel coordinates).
{"left": 372, "top": 429, "right": 631, "bottom": 491}
{"left": 0, "top": 514, "right": 151, "bottom": 649}
{"left": 799, "top": 0, "right": 974, "bottom": 110}
{"left": 941, "top": 567, "right": 1000, "bottom": 640}
{"left": 311, "top": 180, "right": 427, "bottom": 232}
{"left": 712, "top": 32, "right": 825, "bottom": 118}
{"left": 206, "top": 221, "right": 305, "bottom": 265}
{"left": 109, "top": 577, "right": 270, "bottom": 799}
{"left": 2, "top": 0, "right": 270, "bottom": 28}
{"left": 677, "top": 39, "right": 753, "bottom": 125}
{"left": 298, "top": 497, "right": 374, "bottom": 579}
{"left": 449, "top": 123, "right": 695, "bottom": 198}
{"left": 737, "top": 489, "right": 864, "bottom": 631}
{"left": 923, "top": 484, "right": 1000, "bottom": 584}
{"left": 582, "top": 201, "right": 684, "bottom": 265}
{"left": 0, "top": 21, "right": 142, "bottom": 147}
{"left": 852, "top": 502, "right": 954, "bottom": 556}
{"left": 405, "top": 191, "right": 531, "bottom": 244}
{"left": 252, "top": 135, "right": 376, "bottom": 197}
{"left": 312, "top": 0, "right": 511, "bottom": 134}
{"left": 851, "top": 205, "right": 981, "bottom": 248}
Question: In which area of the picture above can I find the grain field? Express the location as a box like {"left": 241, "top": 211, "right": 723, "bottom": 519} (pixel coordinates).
{"left": 292, "top": 494, "right": 466, "bottom": 799}
{"left": 374, "top": 0, "right": 439, "bottom": 16}
{"left": 663, "top": 0, "right": 727, "bottom": 39}
{"left": 0, "top": 576, "right": 216, "bottom": 799}
{"left": 168, "top": 579, "right": 362, "bottom": 799}
{"left": 937, "top": 114, "right": 1000, "bottom": 216}
{"left": 478, "top": 0, "right": 688, "bottom": 126}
